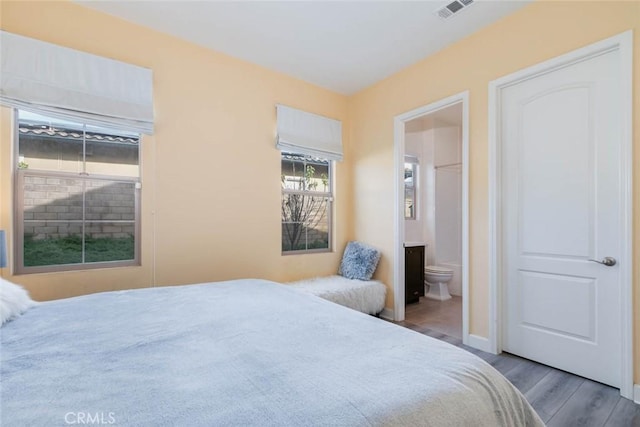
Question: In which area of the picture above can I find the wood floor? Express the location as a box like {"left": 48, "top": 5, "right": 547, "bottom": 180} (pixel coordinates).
{"left": 404, "top": 295, "right": 462, "bottom": 339}
{"left": 397, "top": 299, "right": 640, "bottom": 426}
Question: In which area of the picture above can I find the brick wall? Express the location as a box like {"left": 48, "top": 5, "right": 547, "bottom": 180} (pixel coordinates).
{"left": 23, "top": 175, "right": 135, "bottom": 240}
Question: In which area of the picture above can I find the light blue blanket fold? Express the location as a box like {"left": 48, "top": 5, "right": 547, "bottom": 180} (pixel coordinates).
{"left": 1, "top": 279, "right": 544, "bottom": 426}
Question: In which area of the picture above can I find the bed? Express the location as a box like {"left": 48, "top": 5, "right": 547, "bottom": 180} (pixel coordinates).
{"left": 287, "top": 275, "right": 387, "bottom": 315}
{"left": 1, "top": 279, "right": 543, "bottom": 426}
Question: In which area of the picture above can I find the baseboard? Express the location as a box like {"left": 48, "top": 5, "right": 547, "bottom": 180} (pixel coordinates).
{"left": 634, "top": 384, "right": 640, "bottom": 404}
{"left": 467, "top": 334, "right": 492, "bottom": 353}
{"left": 379, "top": 308, "right": 394, "bottom": 321}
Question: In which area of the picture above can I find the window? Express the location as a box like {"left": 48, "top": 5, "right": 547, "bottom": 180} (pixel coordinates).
{"left": 281, "top": 153, "right": 332, "bottom": 253}
{"left": 15, "top": 110, "right": 141, "bottom": 273}
{"left": 404, "top": 157, "right": 418, "bottom": 219}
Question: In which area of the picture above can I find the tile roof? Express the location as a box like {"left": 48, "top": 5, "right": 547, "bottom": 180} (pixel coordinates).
{"left": 281, "top": 152, "right": 329, "bottom": 165}
{"left": 18, "top": 124, "right": 139, "bottom": 145}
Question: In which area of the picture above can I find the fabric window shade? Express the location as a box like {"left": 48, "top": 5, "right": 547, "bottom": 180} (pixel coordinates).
{"left": 0, "top": 31, "right": 154, "bottom": 134}
{"left": 275, "top": 104, "right": 343, "bottom": 161}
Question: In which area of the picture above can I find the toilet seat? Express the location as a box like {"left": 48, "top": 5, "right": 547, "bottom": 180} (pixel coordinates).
{"left": 425, "top": 265, "right": 453, "bottom": 274}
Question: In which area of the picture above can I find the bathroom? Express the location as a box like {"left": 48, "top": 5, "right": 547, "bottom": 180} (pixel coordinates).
{"left": 404, "top": 103, "right": 463, "bottom": 339}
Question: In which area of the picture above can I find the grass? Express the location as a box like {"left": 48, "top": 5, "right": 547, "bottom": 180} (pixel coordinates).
{"left": 24, "top": 235, "right": 134, "bottom": 266}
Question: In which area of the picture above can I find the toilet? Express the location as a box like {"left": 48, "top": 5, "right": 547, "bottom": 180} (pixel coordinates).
{"left": 424, "top": 265, "right": 453, "bottom": 301}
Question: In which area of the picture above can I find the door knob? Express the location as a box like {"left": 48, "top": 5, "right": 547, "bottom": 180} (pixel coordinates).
{"left": 589, "top": 257, "right": 617, "bottom": 267}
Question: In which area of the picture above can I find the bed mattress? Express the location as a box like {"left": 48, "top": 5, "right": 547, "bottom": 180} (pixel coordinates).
{"left": 1, "top": 279, "right": 543, "bottom": 426}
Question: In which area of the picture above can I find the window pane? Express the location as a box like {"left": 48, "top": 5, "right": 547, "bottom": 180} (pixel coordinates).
{"left": 405, "top": 187, "right": 415, "bottom": 219}
{"left": 85, "top": 134, "right": 140, "bottom": 178}
{"left": 281, "top": 153, "right": 330, "bottom": 193}
{"left": 22, "top": 222, "right": 135, "bottom": 266}
{"left": 282, "top": 193, "right": 329, "bottom": 251}
{"left": 404, "top": 163, "right": 414, "bottom": 186}
{"left": 18, "top": 121, "right": 84, "bottom": 174}
{"left": 305, "top": 161, "right": 330, "bottom": 193}
{"left": 86, "top": 180, "right": 136, "bottom": 221}
{"left": 84, "top": 179, "right": 136, "bottom": 262}
{"left": 84, "top": 222, "right": 135, "bottom": 262}
{"left": 306, "top": 199, "right": 329, "bottom": 250}
{"left": 23, "top": 175, "right": 84, "bottom": 223}
{"left": 23, "top": 227, "right": 83, "bottom": 267}
{"left": 281, "top": 223, "right": 299, "bottom": 252}
{"left": 281, "top": 154, "right": 305, "bottom": 191}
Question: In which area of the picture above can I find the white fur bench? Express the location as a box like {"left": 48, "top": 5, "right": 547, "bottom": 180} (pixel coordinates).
{"left": 287, "top": 275, "right": 386, "bottom": 315}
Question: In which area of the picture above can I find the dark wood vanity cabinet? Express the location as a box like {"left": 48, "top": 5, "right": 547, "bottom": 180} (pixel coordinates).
{"left": 405, "top": 245, "right": 425, "bottom": 304}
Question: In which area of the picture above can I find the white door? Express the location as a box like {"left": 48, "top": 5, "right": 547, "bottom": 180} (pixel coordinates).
{"left": 500, "top": 46, "right": 625, "bottom": 387}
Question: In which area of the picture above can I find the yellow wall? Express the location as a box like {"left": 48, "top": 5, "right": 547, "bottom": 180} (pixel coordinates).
{"left": 2, "top": 0, "right": 639, "bottom": 384}
{"left": 349, "top": 1, "right": 640, "bottom": 382}
{"left": 0, "top": 1, "right": 351, "bottom": 300}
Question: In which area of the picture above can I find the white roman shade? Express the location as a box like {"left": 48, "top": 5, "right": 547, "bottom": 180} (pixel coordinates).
{"left": 0, "top": 31, "right": 154, "bottom": 134}
{"left": 275, "top": 104, "right": 343, "bottom": 161}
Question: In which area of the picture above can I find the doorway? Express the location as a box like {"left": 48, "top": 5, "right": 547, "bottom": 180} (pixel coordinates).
{"left": 393, "top": 91, "right": 470, "bottom": 345}
{"left": 488, "top": 31, "right": 633, "bottom": 398}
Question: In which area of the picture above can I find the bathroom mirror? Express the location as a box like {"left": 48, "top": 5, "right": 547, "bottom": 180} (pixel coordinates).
{"left": 404, "top": 156, "right": 419, "bottom": 219}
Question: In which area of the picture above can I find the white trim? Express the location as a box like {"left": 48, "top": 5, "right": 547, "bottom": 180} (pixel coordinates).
{"left": 617, "top": 30, "right": 634, "bottom": 402}
{"left": 634, "top": 384, "right": 640, "bottom": 405}
{"left": 460, "top": 96, "right": 470, "bottom": 346}
{"left": 488, "top": 71, "right": 501, "bottom": 355}
{"left": 392, "top": 92, "right": 470, "bottom": 349}
{"left": 467, "top": 334, "right": 492, "bottom": 353}
{"left": 393, "top": 115, "right": 406, "bottom": 321}
{"left": 379, "top": 308, "right": 394, "bottom": 321}
{"left": 488, "top": 30, "right": 633, "bottom": 399}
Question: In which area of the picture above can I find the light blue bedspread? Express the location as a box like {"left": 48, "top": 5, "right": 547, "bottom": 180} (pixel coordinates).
{"left": 1, "top": 279, "right": 543, "bottom": 426}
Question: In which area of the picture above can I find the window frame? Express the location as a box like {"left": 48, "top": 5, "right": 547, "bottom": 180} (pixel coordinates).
{"left": 281, "top": 153, "right": 333, "bottom": 255}
{"left": 13, "top": 109, "right": 142, "bottom": 274}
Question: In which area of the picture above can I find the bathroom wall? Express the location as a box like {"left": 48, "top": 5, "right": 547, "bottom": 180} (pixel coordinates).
{"left": 423, "top": 130, "right": 436, "bottom": 267}
{"left": 433, "top": 124, "right": 462, "bottom": 295}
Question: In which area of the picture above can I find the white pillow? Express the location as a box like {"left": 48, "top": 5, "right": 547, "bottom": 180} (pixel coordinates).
{"left": 0, "top": 278, "right": 37, "bottom": 326}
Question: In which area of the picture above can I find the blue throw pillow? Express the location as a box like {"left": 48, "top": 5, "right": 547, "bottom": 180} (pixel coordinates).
{"left": 339, "top": 241, "right": 381, "bottom": 281}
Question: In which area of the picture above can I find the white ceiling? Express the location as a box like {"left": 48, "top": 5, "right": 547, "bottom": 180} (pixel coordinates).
{"left": 76, "top": 0, "right": 532, "bottom": 95}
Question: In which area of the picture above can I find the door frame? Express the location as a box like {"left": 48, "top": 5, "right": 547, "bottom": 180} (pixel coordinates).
{"left": 488, "top": 31, "right": 633, "bottom": 398}
{"left": 392, "top": 91, "right": 470, "bottom": 345}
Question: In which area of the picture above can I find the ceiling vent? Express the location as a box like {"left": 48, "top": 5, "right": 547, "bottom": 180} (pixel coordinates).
{"left": 435, "top": 0, "right": 475, "bottom": 20}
